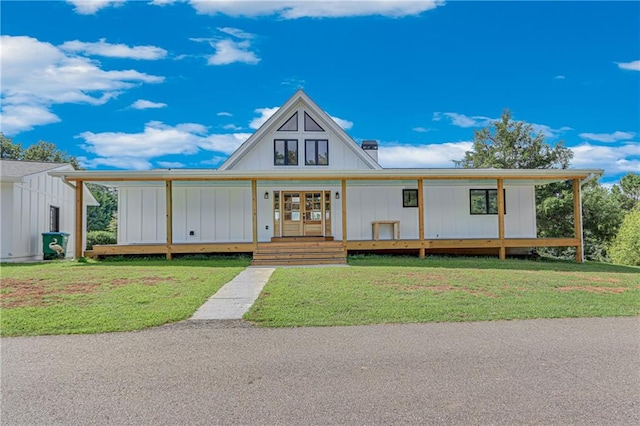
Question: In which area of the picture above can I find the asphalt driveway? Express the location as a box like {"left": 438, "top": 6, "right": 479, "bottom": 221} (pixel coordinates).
{"left": 2, "top": 317, "right": 639, "bottom": 425}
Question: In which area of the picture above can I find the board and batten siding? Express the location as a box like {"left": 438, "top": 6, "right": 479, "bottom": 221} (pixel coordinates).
{"left": 1, "top": 172, "right": 77, "bottom": 262}
{"left": 117, "top": 185, "right": 254, "bottom": 244}
{"left": 118, "top": 187, "right": 166, "bottom": 244}
{"left": 172, "top": 186, "right": 252, "bottom": 243}
{"left": 423, "top": 186, "right": 536, "bottom": 239}
{"left": 344, "top": 184, "right": 536, "bottom": 240}
{"left": 116, "top": 183, "right": 536, "bottom": 244}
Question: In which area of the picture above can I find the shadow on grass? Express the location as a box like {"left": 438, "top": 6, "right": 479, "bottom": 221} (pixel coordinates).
{"left": 347, "top": 254, "right": 640, "bottom": 274}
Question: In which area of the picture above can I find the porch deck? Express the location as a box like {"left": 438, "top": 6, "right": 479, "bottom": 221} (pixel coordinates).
{"left": 85, "top": 237, "right": 579, "bottom": 263}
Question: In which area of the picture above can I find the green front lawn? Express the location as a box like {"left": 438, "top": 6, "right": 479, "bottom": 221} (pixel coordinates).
{"left": 0, "top": 257, "right": 249, "bottom": 337}
{"left": 244, "top": 256, "right": 640, "bottom": 327}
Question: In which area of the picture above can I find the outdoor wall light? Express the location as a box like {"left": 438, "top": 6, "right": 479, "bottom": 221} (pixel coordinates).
{"left": 335, "top": 192, "right": 340, "bottom": 200}
{"left": 264, "top": 191, "right": 269, "bottom": 199}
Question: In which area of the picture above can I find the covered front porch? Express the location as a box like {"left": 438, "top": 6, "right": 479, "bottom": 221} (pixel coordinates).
{"left": 55, "top": 168, "right": 599, "bottom": 264}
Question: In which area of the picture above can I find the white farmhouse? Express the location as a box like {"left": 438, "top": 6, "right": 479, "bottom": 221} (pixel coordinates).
{"left": 51, "top": 90, "right": 601, "bottom": 264}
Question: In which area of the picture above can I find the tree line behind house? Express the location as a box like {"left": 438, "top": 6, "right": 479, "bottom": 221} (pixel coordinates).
{"left": 1, "top": 122, "right": 638, "bottom": 265}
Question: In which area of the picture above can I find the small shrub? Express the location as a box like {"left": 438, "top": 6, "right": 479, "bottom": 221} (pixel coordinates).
{"left": 86, "top": 231, "right": 116, "bottom": 250}
{"left": 609, "top": 210, "right": 640, "bottom": 266}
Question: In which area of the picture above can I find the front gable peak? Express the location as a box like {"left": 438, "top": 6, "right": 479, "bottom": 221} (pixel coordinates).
{"left": 218, "top": 90, "right": 381, "bottom": 171}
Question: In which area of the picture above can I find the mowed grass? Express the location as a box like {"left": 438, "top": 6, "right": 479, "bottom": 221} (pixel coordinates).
{"left": 0, "top": 257, "right": 249, "bottom": 337}
{"left": 244, "top": 256, "right": 640, "bottom": 327}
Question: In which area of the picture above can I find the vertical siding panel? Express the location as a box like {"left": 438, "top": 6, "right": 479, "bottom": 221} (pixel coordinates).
{"left": 200, "top": 188, "right": 215, "bottom": 241}
{"left": 215, "top": 189, "right": 230, "bottom": 241}
{"left": 173, "top": 187, "right": 187, "bottom": 243}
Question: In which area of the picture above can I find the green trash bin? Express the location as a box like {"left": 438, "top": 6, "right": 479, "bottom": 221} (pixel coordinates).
{"left": 42, "top": 232, "right": 70, "bottom": 260}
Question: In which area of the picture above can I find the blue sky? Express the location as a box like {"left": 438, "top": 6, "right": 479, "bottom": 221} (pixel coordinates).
{"left": 1, "top": 1, "right": 638, "bottom": 183}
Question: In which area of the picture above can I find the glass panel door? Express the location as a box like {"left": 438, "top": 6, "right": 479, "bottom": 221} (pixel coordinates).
{"left": 303, "top": 192, "right": 323, "bottom": 236}
{"left": 282, "top": 192, "right": 302, "bottom": 236}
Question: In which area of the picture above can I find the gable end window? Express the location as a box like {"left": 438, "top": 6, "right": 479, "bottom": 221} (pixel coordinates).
{"left": 403, "top": 189, "right": 419, "bottom": 207}
{"left": 304, "top": 112, "right": 324, "bottom": 132}
{"left": 305, "top": 139, "right": 329, "bottom": 165}
{"left": 469, "top": 189, "right": 506, "bottom": 215}
{"left": 274, "top": 139, "right": 298, "bottom": 165}
{"left": 277, "top": 112, "right": 298, "bottom": 131}
{"left": 49, "top": 206, "right": 60, "bottom": 232}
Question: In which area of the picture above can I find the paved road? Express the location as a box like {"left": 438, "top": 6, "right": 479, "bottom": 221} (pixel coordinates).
{"left": 2, "top": 317, "right": 639, "bottom": 425}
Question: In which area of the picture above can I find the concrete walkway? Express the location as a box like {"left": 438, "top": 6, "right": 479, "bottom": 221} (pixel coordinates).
{"left": 190, "top": 267, "right": 275, "bottom": 320}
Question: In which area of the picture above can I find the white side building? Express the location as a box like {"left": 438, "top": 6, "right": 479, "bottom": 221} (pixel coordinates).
{"left": 0, "top": 160, "right": 98, "bottom": 262}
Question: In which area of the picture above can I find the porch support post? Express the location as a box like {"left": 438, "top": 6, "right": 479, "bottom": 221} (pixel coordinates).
{"left": 418, "top": 178, "right": 425, "bottom": 258}
{"left": 497, "top": 178, "right": 506, "bottom": 260}
{"left": 572, "top": 178, "right": 584, "bottom": 263}
{"left": 341, "top": 179, "right": 347, "bottom": 246}
{"left": 165, "top": 180, "right": 173, "bottom": 260}
{"left": 75, "top": 180, "right": 84, "bottom": 259}
{"left": 251, "top": 179, "right": 258, "bottom": 249}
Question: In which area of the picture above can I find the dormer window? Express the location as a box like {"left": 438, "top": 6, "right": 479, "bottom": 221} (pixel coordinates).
{"left": 304, "top": 112, "right": 324, "bottom": 131}
{"left": 277, "top": 112, "right": 298, "bottom": 131}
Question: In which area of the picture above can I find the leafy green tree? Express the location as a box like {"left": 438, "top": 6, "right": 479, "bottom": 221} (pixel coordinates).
{"left": 609, "top": 210, "right": 640, "bottom": 266}
{"left": 456, "top": 111, "right": 624, "bottom": 261}
{"left": 455, "top": 109, "right": 573, "bottom": 169}
{"left": 1, "top": 134, "right": 24, "bottom": 159}
{"left": 611, "top": 172, "right": 640, "bottom": 211}
{"left": 1, "top": 133, "right": 81, "bottom": 169}
{"left": 87, "top": 184, "right": 118, "bottom": 232}
{"left": 536, "top": 181, "right": 624, "bottom": 261}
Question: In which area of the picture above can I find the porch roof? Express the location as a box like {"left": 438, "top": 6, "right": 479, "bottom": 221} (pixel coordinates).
{"left": 50, "top": 167, "right": 603, "bottom": 186}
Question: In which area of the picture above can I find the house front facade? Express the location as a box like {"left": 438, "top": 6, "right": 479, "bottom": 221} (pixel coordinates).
{"left": 51, "top": 90, "right": 601, "bottom": 264}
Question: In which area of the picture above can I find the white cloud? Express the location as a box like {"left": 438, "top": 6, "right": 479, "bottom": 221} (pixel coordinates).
{"left": 131, "top": 99, "right": 168, "bottom": 110}
{"left": 60, "top": 39, "right": 167, "bottom": 60}
{"left": 150, "top": 0, "right": 176, "bottom": 5}
{"left": 379, "top": 141, "right": 473, "bottom": 168}
{"left": 76, "top": 120, "right": 251, "bottom": 169}
{"left": 187, "top": 0, "right": 443, "bottom": 19}
{"left": 554, "top": 75, "right": 566, "bottom": 80}
{"left": 217, "top": 111, "right": 233, "bottom": 117}
{"left": 530, "top": 124, "right": 572, "bottom": 139}
{"left": 78, "top": 121, "right": 205, "bottom": 159}
{"left": 79, "top": 156, "right": 153, "bottom": 170}
{"left": 434, "top": 111, "right": 570, "bottom": 139}
{"left": 193, "top": 27, "right": 259, "bottom": 66}
{"left": 433, "top": 112, "right": 494, "bottom": 128}
{"left": 199, "top": 133, "right": 252, "bottom": 154}
{"left": 413, "top": 127, "right": 431, "bottom": 133}
{"left": 201, "top": 156, "right": 230, "bottom": 167}
{"left": 249, "top": 107, "right": 279, "bottom": 129}
{"left": 571, "top": 143, "right": 640, "bottom": 175}
{"left": 218, "top": 27, "right": 255, "bottom": 39}
{"left": 67, "top": 0, "right": 125, "bottom": 14}
{"left": 156, "top": 161, "right": 185, "bottom": 168}
{"left": 0, "top": 35, "right": 163, "bottom": 135}
{"left": 616, "top": 60, "right": 640, "bottom": 71}
{"left": 0, "top": 105, "right": 61, "bottom": 135}
{"left": 330, "top": 115, "right": 353, "bottom": 131}
{"left": 223, "top": 124, "right": 243, "bottom": 131}
{"left": 578, "top": 131, "right": 636, "bottom": 143}
{"left": 208, "top": 39, "right": 260, "bottom": 65}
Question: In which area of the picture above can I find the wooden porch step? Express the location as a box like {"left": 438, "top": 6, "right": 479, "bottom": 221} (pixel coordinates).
{"left": 252, "top": 258, "right": 347, "bottom": 266}
{"left": 270, "top": 236, "right": 334, "bottom": 242}
{"left": 252, "top": 241, "right": 347, "bottom": 266}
